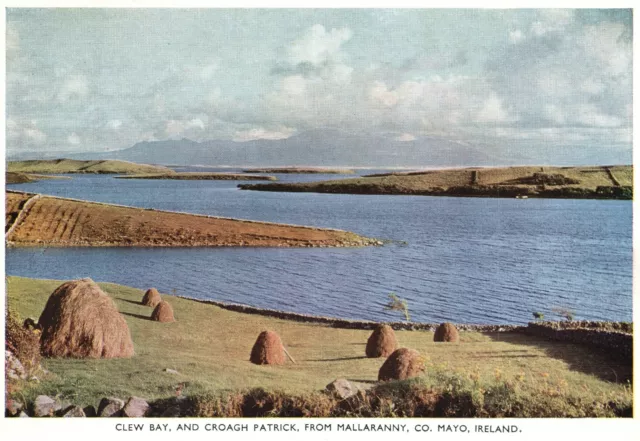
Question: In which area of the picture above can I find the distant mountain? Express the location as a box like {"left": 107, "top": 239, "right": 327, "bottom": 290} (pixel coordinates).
{"left": 65, "top": 129, "right": 506, "bottom": 167}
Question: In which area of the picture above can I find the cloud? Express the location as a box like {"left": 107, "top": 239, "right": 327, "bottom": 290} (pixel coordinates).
{"left": 163, "top": 117, "right": 207, "bottom": 138}
{"left": 7, "top": 118, "right": 47, "bottom": 146}
{"left": 57, "top": 75, "right": 89, "bottom": 102}
{"left": 232, "top": 126, "right": 296, "bottom": 142}
{"left": 288, "top": 24, "right": 352, "bottom": 66}
{"left": 476, "top": 94, "right": 516, "bottom": 123}
{"left": 67, "top": 132, "right": 81, "bottom": 145}
{"left": 396, "top": 133, "right": 416, "bottom": 142}
{"left": 108, "top": 119, "right": 123, "bottom": 130}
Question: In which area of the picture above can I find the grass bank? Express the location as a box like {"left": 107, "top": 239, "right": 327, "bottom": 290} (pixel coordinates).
{"left": 239, "top": 165, "right": 633, "bottom": 200}
{"left": 5, "top": 276, "right": 632, "bottom": 416}
{"left": 7, "top": 159, "right": 173, "bottom": 175}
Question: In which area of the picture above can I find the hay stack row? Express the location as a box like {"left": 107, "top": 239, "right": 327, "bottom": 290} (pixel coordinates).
{"left": 32, "top": 278, "right": 460, "bottom": 385}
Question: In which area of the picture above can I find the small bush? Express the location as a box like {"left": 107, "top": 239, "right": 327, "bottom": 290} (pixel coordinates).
{"left": 5, "top": 308, "right": 41, "bottom": 374}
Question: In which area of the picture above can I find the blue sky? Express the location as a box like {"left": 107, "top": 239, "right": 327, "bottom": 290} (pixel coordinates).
{"left": 6, "top": 8, "right": 633, "bottom": 162}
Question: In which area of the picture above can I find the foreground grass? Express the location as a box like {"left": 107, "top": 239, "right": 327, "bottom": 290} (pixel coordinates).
{"left": 5, "top": 276, "right": 632, "bottom": 416}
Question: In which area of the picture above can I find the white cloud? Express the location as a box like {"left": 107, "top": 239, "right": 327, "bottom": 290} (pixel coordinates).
{"left": 396, "top": 133, "right": 416, "bottom": 142}
{"left": 289, "top": 24, "right": 352, "bottom": 66}
{"left": 232, "top": 126, "right": 296, "bottom": 142}
{"left": 57, "top": 75, "right": 89, "bottom": 102}
{"left": 163, "top": 117, "right": 207, "bottom": 138}
{"left": 509, "top": 30, "right": 524, "bottom": 44}
{"left": 108, "top": 119, "right": 123, "bottom": 130}
{"left": 476, "top": 95, "right": 514, "bottom": 123}
{"left": 67, "top": 132, "right": 81, "bottom": 145}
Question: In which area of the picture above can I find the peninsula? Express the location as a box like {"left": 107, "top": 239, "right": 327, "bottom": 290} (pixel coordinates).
{"left": 7, "top": 159, "right": 174, "bottom": 175}
{"left": 239, "top": 165, "right": 633, "bottom": 200}
{"left": 5, "top": 191, "right": 377, "bottom": 248}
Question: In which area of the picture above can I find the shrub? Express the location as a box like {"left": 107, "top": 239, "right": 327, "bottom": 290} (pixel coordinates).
{"left": 5, "top": 308, "right": 41, "bottom": 375}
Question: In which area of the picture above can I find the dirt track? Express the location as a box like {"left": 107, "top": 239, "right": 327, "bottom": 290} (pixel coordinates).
{"left": 5, "top": 191, "right": 377, "bottom": 248}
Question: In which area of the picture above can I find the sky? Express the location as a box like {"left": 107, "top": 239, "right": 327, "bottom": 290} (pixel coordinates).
{"left": 5, "top": 8, "right": 633, "bottom": 162}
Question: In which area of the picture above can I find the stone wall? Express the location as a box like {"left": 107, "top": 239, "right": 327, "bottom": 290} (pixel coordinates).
{"left": 522, "top": 322, "right": 632, "bottom": 364}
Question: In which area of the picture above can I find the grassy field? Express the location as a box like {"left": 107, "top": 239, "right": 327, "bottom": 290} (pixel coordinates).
{"left": 5, "top": 191, "right": 375, "bottom": 248}
{"left": 239, "top": 165, "right": 633, "bottom": 199}
{"left": 7, "top": 159, "right": 173, "bottom": 175}
{"left": 5, "top": 276, "right": 632, "bottom": 415}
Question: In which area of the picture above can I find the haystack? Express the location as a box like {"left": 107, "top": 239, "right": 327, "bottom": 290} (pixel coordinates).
{"left": 378, "top": 348, "right": 424, "bottom": 381}
{"left": 250, "top": 330, "right": 286, "bottom": 365}
{"left": 142, "top": 288, "right": 161, "bottom": 307}
{"left": 151, "top": 301, "right": 175, "bottom": 323}
{"left": 433, "top": 322, "right": 459, "bottom": 343}
{"left": 365, "top": 324, "right": 397, "bottom": 358}
{"left": 38, "top": 278, "right": 134, "bottom": 358}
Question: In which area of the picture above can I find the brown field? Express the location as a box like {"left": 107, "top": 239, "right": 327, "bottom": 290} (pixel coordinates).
{"left": 5, "top": 192, "right": 32, "bottom": 232}
{"left": 4, "top": 191, "right": 375, "bottom": 247}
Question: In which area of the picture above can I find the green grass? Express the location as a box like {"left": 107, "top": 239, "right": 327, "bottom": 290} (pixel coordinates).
{"left": 5, "top": 276, "right": 632, "bottom": 415}
{"left": 7, "top": 159, "right": 173, "bottom": 175}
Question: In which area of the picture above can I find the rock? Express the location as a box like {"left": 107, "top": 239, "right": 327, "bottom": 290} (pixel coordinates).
{"left": 5, "top": 350, "right": 26, "bottom": 380}
{"left": 97, "top": 397, "right": 125, "bottom": 417}
{"left": 62, "top": 405, "right": 86, "bottom": 417}
{"left": 161, "top": 406, "right": 181, "bottom": 417}
{"left": 164, "top": 368, "right": 180, "bottom": 375}
{"left": 83, "top": 405, "right": 97, "bottom": 417}
{"left": 33, "top": 395, "right": 57, "bottom": 417}
{"left": 19, "top": 411, "right": 30, "bottom": 417}
{"left": 5, "top": 399, "right": 23, "bottom": 417}
{"left": 325, "top": 378, "right": 357, "bottom": 400}
{"left": 122, "top": 397, "right": 149, "bottom": 418}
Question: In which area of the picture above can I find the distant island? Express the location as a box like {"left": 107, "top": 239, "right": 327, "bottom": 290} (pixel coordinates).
{"left": 115, "top": 172, "right": 276, "bottom": 181}
{"left": 7, "top": 159, "right": 173, "bottom": 175}
{"left": 239, "top": 165, "right": 633, "bottom": 200}
{"left": 242, "top": 167, "right": 354, "bottom": 174}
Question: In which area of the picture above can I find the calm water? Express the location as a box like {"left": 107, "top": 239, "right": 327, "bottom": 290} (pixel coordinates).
{"left": 6, "top": 172, "right": 632, "bottom": 324}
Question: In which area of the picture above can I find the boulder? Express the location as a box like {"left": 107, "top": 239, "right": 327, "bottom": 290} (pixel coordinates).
{"left": 325, "top": 378, "right": 357, "bottom": 400}
{"left": 5, "top": 350, "right": 26, "bottom": 380}
{"left": 33, "top": 395, "right": 57, "bottom": 417}
{"left": 98, "top": 397, "right": 125, "bottom": 417}
{"left": 123, "top": 397, "right": 150, "bottom": 418}
{"left": 62, "top": 406, "right": 86, "bottom": 417}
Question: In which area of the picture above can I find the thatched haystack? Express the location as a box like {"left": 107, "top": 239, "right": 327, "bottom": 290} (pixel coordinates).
{"left": 250, "top": 330, "right": 286, "bottom": 365}
{"left": 365, "top": 324, "right": 397, "bottom": 358}
{"left": 434, "top": 322, "right": 459, "bottom": 343}
{"left": 151, "top": 301, "right": 175, "bottom": 323}
{"left": 142, "top": 288, "right": 161, "bottom": 307}
{"left": 378, "top": 348, "right": 424, "bottom": 381}
{"left": 38, "top": 278, "right": 134, "bottom": 358}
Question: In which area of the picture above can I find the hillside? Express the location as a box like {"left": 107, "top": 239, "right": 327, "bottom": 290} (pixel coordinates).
{"left": 5, "top": 276, "right": 632, "bottom": 417}
{"left": 239, "top": 165, "right": 633, "bottom": 200}
{"left": 5, "top": 191, "right": 376, "bottom": 248}
{"left": 7, "top": 159, "right": 174, "bottom": 175}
